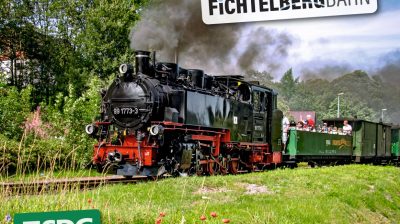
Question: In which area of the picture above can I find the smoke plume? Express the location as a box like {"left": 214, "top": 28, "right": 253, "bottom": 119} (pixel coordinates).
{"left": 130, "top": 0, "right": 293, "bottom": 75}
{"left": 375, "top": 49, "right": 400, "bottom": 84}
{"left": 300, "top": 61, "right": 353, "bottom": 81}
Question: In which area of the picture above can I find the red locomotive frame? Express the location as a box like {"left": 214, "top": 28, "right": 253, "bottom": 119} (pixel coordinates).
{"left": 93, "top": 121, "right": 282, "bottom": 176}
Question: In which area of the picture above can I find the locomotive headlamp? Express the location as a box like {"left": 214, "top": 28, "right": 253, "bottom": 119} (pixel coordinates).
{"left": 119, "top": 63, "right": 134, "bottom": 75}
{"left": 149, "top": 125, "right": 164, "bottom": 136}
{"left": 85, "top": 124, "right": 97, "bottom": 136}
{"left": 119, "top": 63, "right": 135, "bottom": 82}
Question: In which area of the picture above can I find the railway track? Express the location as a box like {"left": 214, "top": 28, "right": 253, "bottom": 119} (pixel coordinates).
{"left": 0, "top": 176, "right": 149, "bottom": 196}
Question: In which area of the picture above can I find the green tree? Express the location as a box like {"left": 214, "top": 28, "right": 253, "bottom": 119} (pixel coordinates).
{"left": 278, "top": 68, "right": 298, "bottom": 102}
{"left": 0, "top": 85, "right": 32, "bottom": 139}
{"left": 322, "top": 96, "right": 377, "bottom": 121}
{"left": 1, "top": 0, "right": 148, "bottom": 103}
{"left": 0, "top": 0, "right": 150, "bottom": 171}
{"left": 41, "top": 76, "right": 104, "bottom": 166}
{"left": 278, "top": 98, "right": 290, "bottom": 116}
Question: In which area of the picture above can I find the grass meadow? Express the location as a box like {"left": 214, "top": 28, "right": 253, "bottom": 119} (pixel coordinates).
{"left": 1, "top": 165, "right": 400, "bottom": 224}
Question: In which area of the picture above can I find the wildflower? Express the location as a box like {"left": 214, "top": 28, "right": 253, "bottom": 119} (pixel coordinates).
{"left": 210, "top": 212, "right": 217, "bottom": 218}
{"left": 159, "top": 212, "right": 166, "bottom": 217}
{"left": 180, "top": 215, "right": 186, "bottom": 224}
{"left": 222, "top": 218, "right": 230, "bottom": 223}
{"left": 24, "top": 106, "right": 48, "bottom": 138}
{"left": 200, "top": 215, "right": 206, "bottom": 221}
{"left": 4, "top": 214, "right": 12, "bottom": 223}
{"left": 155, "top": 218, "right": 162, "bottom": 224}
{"left": 88, "top": 198, "right": 92, "bottom": 204}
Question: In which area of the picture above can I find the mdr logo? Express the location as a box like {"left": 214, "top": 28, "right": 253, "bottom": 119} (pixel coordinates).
{"left": 201, "top": 0, "right": 379, "bottom": 24}
{"left": 13, "top": 210, "right": 101, "bottom": 224}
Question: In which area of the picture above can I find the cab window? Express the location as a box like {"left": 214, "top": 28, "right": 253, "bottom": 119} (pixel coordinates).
{"left": 252, "top": 91, "right": 265, "bottom": 112}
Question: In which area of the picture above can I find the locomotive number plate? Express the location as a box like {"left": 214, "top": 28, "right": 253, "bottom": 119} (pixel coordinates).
{"left": 113, "top": 107, "right": 139, "bottom": 116}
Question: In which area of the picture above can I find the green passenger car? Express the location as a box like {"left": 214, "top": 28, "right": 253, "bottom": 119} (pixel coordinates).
{"left": 285, "top": 129, "right": 353, "bottom": 164}
{"left": 324, "top": 119, "right": 392, "bottom": 163}
{"left": 284, "top": 118, "right": 396, "bottom": 165}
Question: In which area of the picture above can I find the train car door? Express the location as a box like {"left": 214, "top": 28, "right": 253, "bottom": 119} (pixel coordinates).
{"left": 377, "top": 124, "right": 385, "bottom": 158}
{"left": 363, "top": 122, "right": 377, "bottom": 158}
{"left": 252, "top": 88, "right": 267, "bottom": 142}
{"left": 352, "top": 120, "right": 362, "bottom": 162}
{"left": 384, "top": 125, "right": 392, "bottom": 157}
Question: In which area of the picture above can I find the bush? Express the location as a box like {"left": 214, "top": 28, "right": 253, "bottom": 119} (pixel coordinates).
{"left": 0, "top": 134, "right": 74, "bottom": 175}
{"left": 40, "top": 76, "right": 103, "bottom": 167}
{"left": 0, "top": 85, "right": 32, "bottom": 140}
{"left": 0, "top": 76, "right": 103, "bottom": 175}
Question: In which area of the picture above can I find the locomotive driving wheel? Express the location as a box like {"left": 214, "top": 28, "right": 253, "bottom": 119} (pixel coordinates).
{"left": 196, "top": 160, "right": 208, "bottom": 176}
{"left": 208, "top": 160, "right": 215, "bottom": 175}
{"left": 219, "top": 157, "right": 228, "bottom": 175}
{"left": 228, "top": 158, "right": 239, "bottom": 174}
{"left": 211, "top": 157, "right": 228, "bottom": 175}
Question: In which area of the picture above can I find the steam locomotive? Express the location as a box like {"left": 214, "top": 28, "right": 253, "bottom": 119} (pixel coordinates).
{"left": 86, "top": 50, "right": 400, "bottom": 177}
{"left": 86, "top": 50, "right": 283, "bottom": 177}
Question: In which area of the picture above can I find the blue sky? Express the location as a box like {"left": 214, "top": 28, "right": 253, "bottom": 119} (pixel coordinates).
{"left": 258, "top": 0, "right": 400, "bottom": 78}
{"left": 380, "top": 0, "right": 400, "bottom": 11}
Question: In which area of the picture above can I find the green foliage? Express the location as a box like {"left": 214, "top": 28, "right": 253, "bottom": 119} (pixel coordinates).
{"left": 332, "top": 70, "right": 384, "bottom": 111}
{"left": 278, "top": 68, "right": 298, "bottom": 102}
{"left": 244, "top": 68, "right": 393, "bottom": 123}
{"left": 323, "top": 96, "right": 377, "bottom": 121}
{"left": 0, "top": 0, "right": 148, "bottom": 172}
{"left": 0, "top": 134, "right": 19, "bottom": 173}
{"left": 277, "top": 98, "right": 290, "bottom": 116}
{"left": 289, "top": 78, "right": 332, "bottom": 112}
{"left": 275, "top": 70, "right": 392, "bottom": 123}
{"left": 1, "top": 0, "right": 147, "bottom": 102}
{"left": 0, "top": 76, "right": 104, "bottom": 175}
{"left": 0, "top": 133, "right": 72, "bottom": 175}
{"left": 0, "top": 85, "right": 32, "bottom": 139}
{"left": 74, "top": 0, "right": 140, "bottom": 76}
{"left": 41, "top": 76, "right": 103, "bottom": 166}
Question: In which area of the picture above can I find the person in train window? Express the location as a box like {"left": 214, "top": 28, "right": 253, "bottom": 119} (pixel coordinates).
{"left": 343, "top": 120, "right": 352, "bottom": 135}
{"left": 282, "top": 115, "right": 290, "bottom": 150}
{"left": 322, "top": 123, "right": 328, "bottom": 133}
{"left": 296, "top": 121, "right": 304, "bottom": 130}
{"left": 306, "top": 114, "right": 315, "bottom": 130}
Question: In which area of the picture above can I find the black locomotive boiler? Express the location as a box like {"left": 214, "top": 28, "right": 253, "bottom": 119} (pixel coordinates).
{"left": 86, "top": 50, "right": 283, "bottom": 177}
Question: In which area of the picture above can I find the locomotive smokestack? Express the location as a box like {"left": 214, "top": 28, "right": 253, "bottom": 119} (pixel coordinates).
{"left": 174, "top": 49, "right": 179, "bottom": 64}
{"left": 135, "top": 50, "right": 151, "bottom": 75}
{"left": 174, "top": 49, "right": 179, "bottom": 76}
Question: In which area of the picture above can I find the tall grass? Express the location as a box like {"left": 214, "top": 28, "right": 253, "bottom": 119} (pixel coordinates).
{"left": 0, "top": 132, "right": 107, "bottom": 201}
{"left": 0, "top": 129, "right": 101, "bottom": 181}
